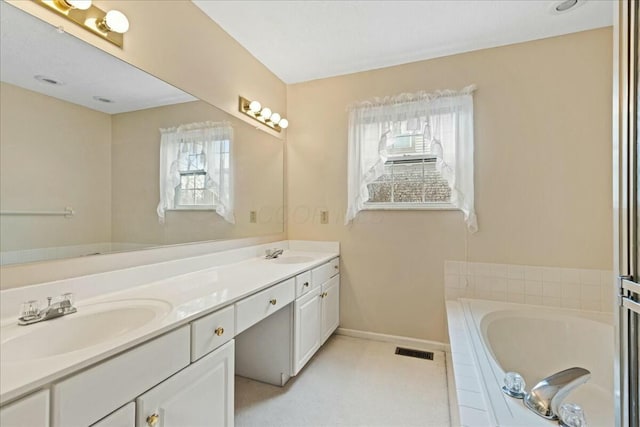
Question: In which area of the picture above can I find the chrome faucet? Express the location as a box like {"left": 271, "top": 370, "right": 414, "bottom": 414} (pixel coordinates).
{"left": 265, "top": 248, "right": 284, "bottom": 259}
{"left": 523, "top": 367, "right": 591, "bottom": 420}
{"left": 18, "top": 293, "right": 77, "bottom": 326}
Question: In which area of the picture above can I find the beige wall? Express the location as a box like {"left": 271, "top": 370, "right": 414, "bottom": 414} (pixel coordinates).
{"left": 0, "top": 82, "right": 112, "bottom": 251}
{"left": 111, "top": 101, "right": 283, "bottom": 245}
{"left": 286, "top": 28, "right": 613, "bottom": 343}
{"left": 6, "top": 0, "right": 286, "bottom": 139}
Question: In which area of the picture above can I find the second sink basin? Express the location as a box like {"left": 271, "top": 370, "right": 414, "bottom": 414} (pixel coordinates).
{"left": 272, "top": 256, "right": 315, "bottom": 264}
{"left": 1, "top": 299, "right": 172, "bottom": 363}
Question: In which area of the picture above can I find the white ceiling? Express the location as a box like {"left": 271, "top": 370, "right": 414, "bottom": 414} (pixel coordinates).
{"left": 0, "top": 1, "right": 196, "bottom": 114}
{"left": 193, "top": 0, "right": 614, "bottom": 84}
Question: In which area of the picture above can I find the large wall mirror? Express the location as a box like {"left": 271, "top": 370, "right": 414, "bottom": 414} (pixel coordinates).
{"left": 0, "top": 2, "right": 284, "bottom": 266}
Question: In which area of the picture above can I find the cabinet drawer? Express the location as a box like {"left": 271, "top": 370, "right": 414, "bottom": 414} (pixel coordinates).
{"left": 311, "top": 257, "right": 339, "bottom": 287}
{"left": 235, "top": 278, "right": 295, "bottom": 334}
{"left": 0, "top": 389, "right": 49, "bottom": 427}
{"left": 191, "top": 305, "right": 235, "bottom": 362}
{"left": 52, "top": 326, "right": 190, "bottom": 427}
{"left": 295, "top": 271, "right": 313, "bottom": 298}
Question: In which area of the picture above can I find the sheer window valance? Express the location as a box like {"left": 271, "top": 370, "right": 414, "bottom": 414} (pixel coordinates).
{"left": 157, "top": 121, "right": 234, "bottom": 224}
{"left": 345, "top": 85, "right": 478, "bottom": 232}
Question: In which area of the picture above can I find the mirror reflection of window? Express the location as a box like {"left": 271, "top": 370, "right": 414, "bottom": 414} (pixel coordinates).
{"left": 158, "top": 122, "right": 235, "bottom": 224}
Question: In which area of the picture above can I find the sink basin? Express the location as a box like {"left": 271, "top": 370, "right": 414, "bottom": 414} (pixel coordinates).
{"left": 272, "top": 256, "right": 315, "bottom": 264}
{"left": 1, "top": 299, "right": 171, "bottom": 362}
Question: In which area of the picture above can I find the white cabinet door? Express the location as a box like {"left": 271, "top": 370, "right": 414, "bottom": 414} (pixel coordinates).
{"left": 0, "top": 390, "right": 49, "bottom": 427}
{"left": 136, "top": 340, "right": 234, "bottom": 427}
{"left": 293, "top": 287, "right": 322, "bottom": 375}
{"left": 92, "top": 403, "right": 135, "bottom": 427}
{"left": 321, "top": 275, "right": 340, "bottom": 344}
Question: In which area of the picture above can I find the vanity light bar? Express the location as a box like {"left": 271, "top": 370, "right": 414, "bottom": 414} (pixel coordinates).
{"left": 238, "top": 96, "right": 289, "bottom": 133}
{"left": 35, "top": 0, "right": 129, "bottom": 48}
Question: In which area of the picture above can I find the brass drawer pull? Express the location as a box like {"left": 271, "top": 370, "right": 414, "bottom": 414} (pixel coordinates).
{"left": 334, "top": 265, "right": 338, "bottom": 269}
{"left": 321, "top": 292, "right": 328, "bottom": 298}
{"left": 214, "top": 327, "right": 224, "bottom": 336}
{"left": 270, "top": 298, "right": 277, "bottom": 305}
{"left": 147, "top": 414, "right": 160, "bottom": 427}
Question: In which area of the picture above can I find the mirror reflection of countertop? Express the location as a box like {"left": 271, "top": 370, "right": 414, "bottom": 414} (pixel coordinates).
{"left": 0, "top": 241, "right": 339, "bottom": 404}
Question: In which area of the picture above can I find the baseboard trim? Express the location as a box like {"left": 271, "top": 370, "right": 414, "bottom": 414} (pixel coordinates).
{"left": 335, "top": 328, "right": 450, "bottom": 352}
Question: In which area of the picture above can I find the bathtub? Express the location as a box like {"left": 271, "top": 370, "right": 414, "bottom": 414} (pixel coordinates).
{"left": 446, "top": 299, "right": 614, "bottom": 427}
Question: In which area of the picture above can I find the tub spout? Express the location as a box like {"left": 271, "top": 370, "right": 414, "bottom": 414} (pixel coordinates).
{"left": 523, "top": 367, "right": 591, "bottom": 420}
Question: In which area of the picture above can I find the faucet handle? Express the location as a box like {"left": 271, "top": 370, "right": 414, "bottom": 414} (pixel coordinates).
{"left": 558, "top": 403, "right": 587, "bottom": 427}
{"left": 20, "top": 300, "right": 40, "bottom": 319}
{"left": 502, "top": 371, "right": 526, "bottom": 398}
{"left": 61, "top": 292, "right": 74, "bottom": 307}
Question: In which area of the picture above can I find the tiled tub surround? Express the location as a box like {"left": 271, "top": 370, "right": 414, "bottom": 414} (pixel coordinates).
{"left": 446, "top": 299, "right": 614, "bottom": 427}
{"left": 0, "top": 240, "right": 339, "bottom": 404}
{"left": 444, "top": 261, "right": 614, "bottom": 312}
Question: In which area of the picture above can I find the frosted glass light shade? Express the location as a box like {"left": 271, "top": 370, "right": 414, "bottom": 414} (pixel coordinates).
{"left": 66, "top": 0, "right": 92, "bottom": 10}
{"left": 279, "top": 118, "right": 289, "bottom": 129}
{"left": 249, "top": 100, "right": 261, "bottom": 113}
{"left": 270, "top": 113, "right": 281, "bottom": 124}
{"left": 260, "top": 108, "right": 272, "bottom": 120}
{"left": 104, "top": 10, "right": 129, "bottom": 33}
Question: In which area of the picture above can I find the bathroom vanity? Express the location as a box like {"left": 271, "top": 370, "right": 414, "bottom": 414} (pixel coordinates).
{"left": 0, "top": 241, "right": 340, "bottom": 427}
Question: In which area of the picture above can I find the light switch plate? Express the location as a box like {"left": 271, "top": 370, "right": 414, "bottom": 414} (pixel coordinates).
{"left": 250, "top": 211, "right": 257, "bottom": 223}
{"left": 320, "top": 211, "right": 329, "bottom": 224}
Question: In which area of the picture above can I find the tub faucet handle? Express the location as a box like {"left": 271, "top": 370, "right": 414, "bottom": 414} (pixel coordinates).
{"left": 558, "top": 402, "right": 587, "bottom": 427}
{"left": 502, "top": 371, "right": 526, "bottom": 398}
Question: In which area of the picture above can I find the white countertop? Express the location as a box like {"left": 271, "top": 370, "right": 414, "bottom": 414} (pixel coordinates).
{"left": 0, "top": 243, "right": 339, "bottom": 404}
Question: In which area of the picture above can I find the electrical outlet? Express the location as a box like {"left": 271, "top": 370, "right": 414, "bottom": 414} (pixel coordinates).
{"left": 320, "top": 211, "right": 329, "bottom": 224}
{"left": 249, "top": 211, "right": 257, "bottom": 223}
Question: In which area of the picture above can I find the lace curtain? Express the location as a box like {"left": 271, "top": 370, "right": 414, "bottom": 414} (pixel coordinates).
{"left": 345, "top": 85, "right": 478, "bottom": 232}
{"left": 157, "top": 121, "right": 234, "bottom": 224}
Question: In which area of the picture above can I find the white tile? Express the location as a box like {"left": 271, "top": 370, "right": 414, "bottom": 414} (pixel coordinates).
{"left": 475, "top": 291, "right": 492, "bottom": 300}
{"left": 600, "top": 270, "right": 614, "bottom": 286}
{"left": 476, "top": 277, "right": 492, "bottom": 292}
{"left": 561, "top": 268, "right": 581, "bottom": 283}
{"left": 561, "top": 283, "right": 581, "bottom": 299}
{"left": 581, "top": 299, "right": 601, "bottom": 311}
{"left": 581, "top": 284, "right": 601, "bottom": 301}
{"left": 491, "top": 264, "right": 508, "bottom": 278}
{"left": 474, "top": 263, "right": 492, "bottom": 277}
{"left": 562, "top": 299, "right": 581, "bottom": 310}
{"left": 524, "top": 266, "right": 543, "bottom": 281}
{"left": 457, "top": 389, "right": 486, "bottom": 411}
{"left": 454, "top": 373, "right": 482, "bottom": 393}
{"left": 491, "top": 278, "right": 508, "bottom": 293}
{"left": 491, "top": 291, "right": 507, "bottom": 302}
{"left": 543, "top": 297, "right": 563, "bottom": 308}
{"left": 445, "top": 274, "right": 461, "bottom": 289}
{"left": 580, "top": 269, "right": 601, "bottom": 285}
{"left": 507, "top": 294, "right": 525, "bottom": 304}
{"left": 525, "top": 295, "right": 543, "bottom": 306}
{"left": 451, "top": 352, "right": 475, "bottom": 366}
{"left": 463, "top": 288, "right": 476, "bottom": 298}
{"left": 458, "top": 405, "right": 491, "bottom": 427}
{"left": 542, "top": 267, "right": 563, "bottom": 283}
{"left": 445, "top": 260, "right": 460, "bottom": 275}
{"left": 525, "top": 281, "right": 543, "bottom": 296}
{"left": 507, "top": 279, "right": 525, "bottom": 295}
{"left": 446, "top": 289, "right": 464, "bottom": 300}
{"left": 507, "top": 265, "right": 525, "bottom": 280}
{"left": 543, "top": 282, "right": 562, "bottom": 297}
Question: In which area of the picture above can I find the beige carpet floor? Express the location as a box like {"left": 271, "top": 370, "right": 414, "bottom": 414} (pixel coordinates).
{"left": 235, "top": 335, "right": 451, "bottom": 427}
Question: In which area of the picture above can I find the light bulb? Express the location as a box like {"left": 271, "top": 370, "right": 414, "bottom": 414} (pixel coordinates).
{"left": 270, "top": 113, "right": 281, "bottom": 124}
{"left": 260, "top": 107, "right": 272, "bottom": 120}
{"left": 249, "top": 100, "right": 261, "bottom": 113}
{"left": 279, "top": 118, "right": 289, "bottom": 129}
{"left": 103, "top": 10, "right": 129, "bottom": 33}
{"left": 65, "top": 0, "right": 92, "bottom": 10}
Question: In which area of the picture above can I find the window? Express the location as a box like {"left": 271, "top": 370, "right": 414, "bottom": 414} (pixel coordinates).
{"left": 157, "top": 121, "right": 234, "bottom": 224}
{"left": 345, "top": 86, "right": 477, "bottom": 232}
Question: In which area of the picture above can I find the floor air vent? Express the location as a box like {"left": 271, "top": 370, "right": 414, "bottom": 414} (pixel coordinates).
{"left": 395, "top": 347, "right": 434, "bottom": 360}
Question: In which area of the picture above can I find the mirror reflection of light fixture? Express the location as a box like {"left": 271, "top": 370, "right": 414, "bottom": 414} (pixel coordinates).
{"left": 35, "top": 0, "right": 129, "bottom": 48}
{"left": 239, "top": 96, "right": 289, "bottom": 133}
